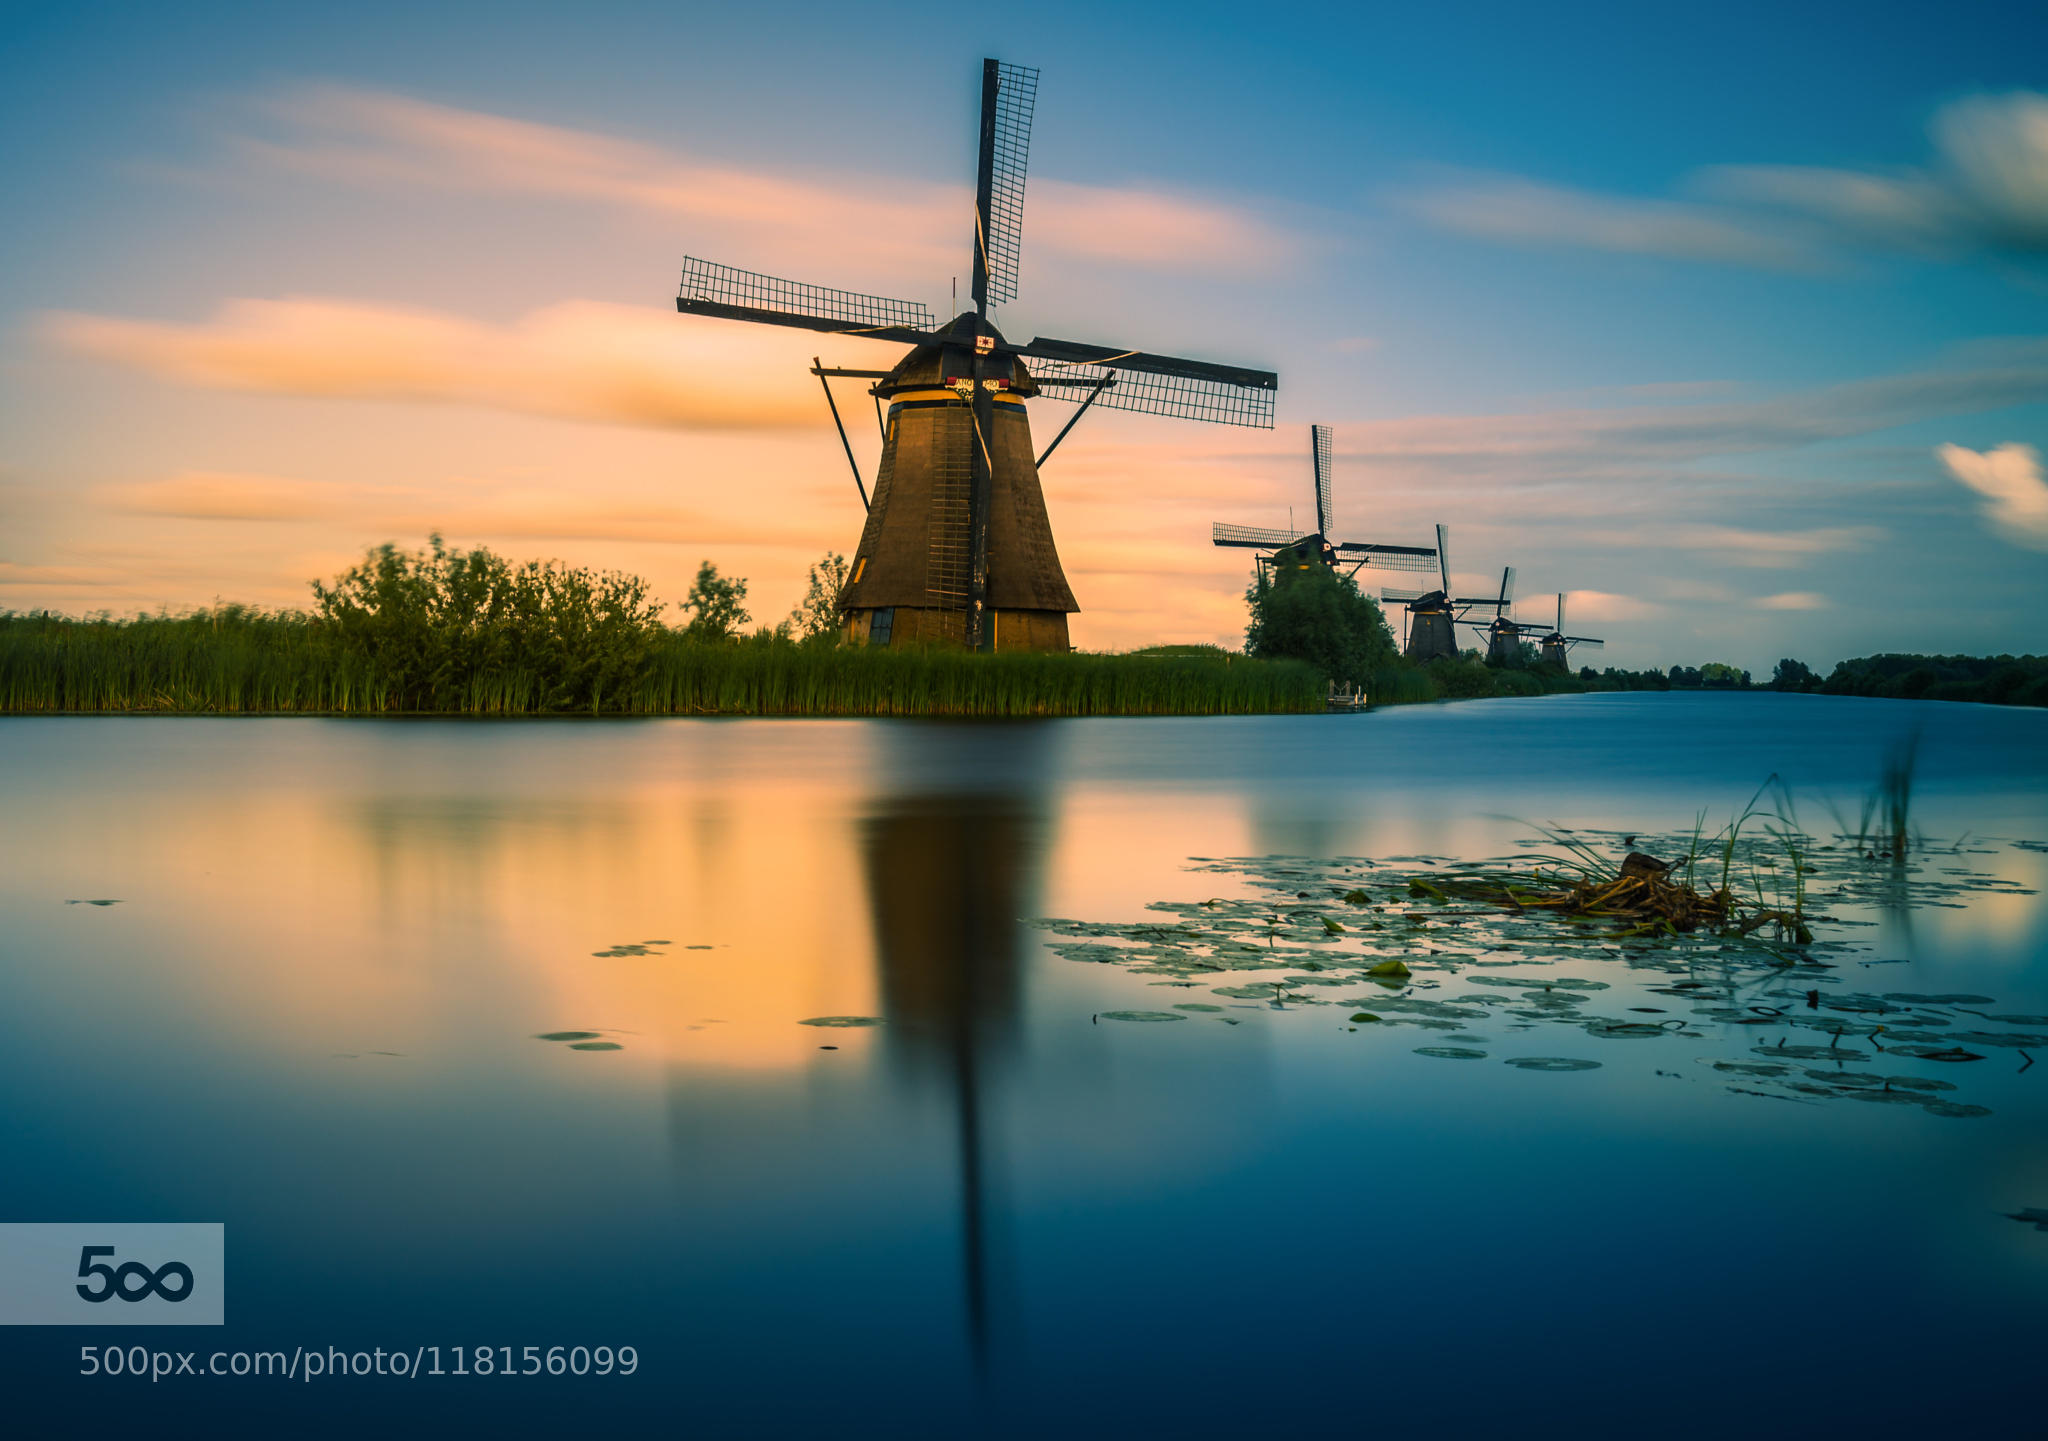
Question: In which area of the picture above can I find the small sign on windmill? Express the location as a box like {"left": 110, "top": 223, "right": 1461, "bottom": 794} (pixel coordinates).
{"left": 1211, "top": 424, "right": 1439, "bottom": 583}
{"left": 673, "top": 59, "right": 1279, "bottom": 653}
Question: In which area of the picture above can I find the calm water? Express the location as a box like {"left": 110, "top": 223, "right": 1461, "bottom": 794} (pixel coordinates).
{"left": 3, "top": 693, "right": 2045, "bottom": 1437}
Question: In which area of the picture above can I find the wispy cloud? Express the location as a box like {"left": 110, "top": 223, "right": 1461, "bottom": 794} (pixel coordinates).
{"left": 1405, "top": 89, "right": 2048, "bottom": 272}
{"left": 238, "top": 85, "right": 1302, "bottom": 278}
{"left": 1404, "top": 175, "right": 1819, "bottom": 270}
{"left": 1755, "top": 591, "right": 1830, "bottom": 610}
{"left": 104, "top": 471, "right": 340, "bottom": 521}
{"left": 45, "top": 297, "right": 908, "bottom": 431}
{"left": 1936, "top": 441, "right": 2048, "bottom": 550}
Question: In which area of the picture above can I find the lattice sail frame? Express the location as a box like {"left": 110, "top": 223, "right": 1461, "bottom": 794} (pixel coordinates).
{"left": 982, "top": 63, "right": 1038, "bottom": 307}
{"left": 1033, "top": 363, "right": 1275, "bottom": 428}
{"left": 678, "top": 258, "right": 934, "bottom": 331}
{"left": 1312, "top": 424, "right": 1334, "bottom": 537}
{"left": 1332, "top": 546, "right": 1441, "bottom": 574}
{"left": 1213, "top": 522, "right": 1308, "bottom": 547}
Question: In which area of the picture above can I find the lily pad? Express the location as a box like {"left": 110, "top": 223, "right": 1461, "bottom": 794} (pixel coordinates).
{"left": 2004, "top": 1207, "right": 2048, "bottom": 1231}
{"left": 1367, "top": 960, "right": 1412, "bottom": 979}
{"left": 1415, "top": 1046, "right": 1487, "bottom": 1060}
{"left": 1174, "top": 1003, "right": 1226, "bottom": 1012}
{"left": 535, "top": 1031, "right": 602, "bottom": 1042}
{"left": 1100, "top": 1010, "right": 1187, "bottom": 1022}
{"left": 1882, "top": 1044, "right": 1984, "bottom": 1062}
{"left": 798, "top": 1016, "right": 885, "bottom": 1028}
{"left": 1922, "top": 1101, "right": 1992, "bottom": 1118}
{"left": 1504, "top": 1057, "right": 1602, "bottom": 1072}
{"left": 567, "top": 1041, "right": 623, "bottom": 1051}
{"left": 1585, "top": 1021, "right": 1668, "bottom": 1039}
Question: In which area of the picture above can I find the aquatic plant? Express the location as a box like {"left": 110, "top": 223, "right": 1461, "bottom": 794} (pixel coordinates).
{"left": 1030, "top": 830, "right": 2042, "bottom": 1122}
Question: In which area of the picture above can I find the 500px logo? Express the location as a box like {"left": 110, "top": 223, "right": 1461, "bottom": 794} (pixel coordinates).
{"left": 75, "top": 1247, "right": 194, "bottom": 1304}
{"left": 0, "top": 1223, "right": 223, "bottom": 1325}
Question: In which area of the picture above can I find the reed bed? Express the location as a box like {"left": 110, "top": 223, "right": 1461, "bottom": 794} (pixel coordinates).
{"left": 0, "top": 611, "right": 1324, "bottom": 718}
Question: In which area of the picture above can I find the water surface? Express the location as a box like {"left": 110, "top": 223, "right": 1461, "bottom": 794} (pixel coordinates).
{"left": 3, "top": 693, "right": 2045, "bottom": 1437}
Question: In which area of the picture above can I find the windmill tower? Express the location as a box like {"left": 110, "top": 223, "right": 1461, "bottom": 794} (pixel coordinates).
{"left": 1533, "top": 594, "right": 1605, "bottom": 670}
{"left": 675, "top": 60, "right": 1277, "bottom": 652}
{"left": 1212, "top": 425, "right": 1439, "bottom": 583}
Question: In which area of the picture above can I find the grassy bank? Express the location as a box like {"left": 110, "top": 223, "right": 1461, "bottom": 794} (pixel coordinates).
{"left": 0, "top": 611, "right": 1325, "bottom": 717}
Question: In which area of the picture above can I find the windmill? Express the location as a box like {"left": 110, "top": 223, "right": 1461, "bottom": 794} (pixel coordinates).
{"left": 675, "top": 59, "right": 1278, "bottom": 652}
{"left": 1212, "top": 424, "right": 1438, "bottom": 582}
{"left": 1531, "top": 594, "right": 1604, "bottom": 670}
{"left": 1464, "top": 567, "right": 1530, "bottom": 666}
{"left": 1377, "top": 526, "right": 1504, "bottom": 663}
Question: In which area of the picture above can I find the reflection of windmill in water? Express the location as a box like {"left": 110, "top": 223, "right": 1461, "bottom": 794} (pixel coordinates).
{"left": 676, "top": 58, "right": 1278, "bottom": 652}
{"left": 1528, "top": 594, "right": 1604, "bottom": 670}
{"left": 859, "top": 785, "right": 1044, "bottom": 1377}
{"left": 1212, "top": 424, "right": 1439, "bottom": 583}
{"left": 1379, "top": 531, "right": 1521, "bottom": 662}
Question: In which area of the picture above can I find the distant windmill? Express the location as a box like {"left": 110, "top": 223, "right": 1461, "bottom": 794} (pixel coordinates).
{"left": 1212, "top": 425, "right": 1439, "bottom": 581}
{"left": 1378, "top": 527, "right": 1508, "bottom": 663}
{"left": 1464, "top": 567, "right": 1530, "bottom": 666}
{"left": 675, "top": 59, "right": 1277, "bottom": 652}
{"left": 1532, "top": 594, "right": 1604, "bottom": 669}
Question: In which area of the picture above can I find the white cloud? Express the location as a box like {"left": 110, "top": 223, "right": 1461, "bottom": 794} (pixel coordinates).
{"left": 1936, "top": 441, "right": 2048, "bottom": 550}
{"left": 1755, "top": 591, "right": 1830, "bottom": 610}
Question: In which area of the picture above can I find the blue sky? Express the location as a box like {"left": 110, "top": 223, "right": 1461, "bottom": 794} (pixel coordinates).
{"left": 3, "top": 0, "right": 2045, "bottom": 669}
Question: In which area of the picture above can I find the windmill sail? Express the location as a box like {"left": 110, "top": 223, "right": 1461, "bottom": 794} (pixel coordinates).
{"left": 679, "top": 258, "right": 935, "bottom": 337}
{"left": 973, "top": 61, "right": 1038, "bottom": 308}
{"left": 1312, "top": 424, "right": 1333, "bottom": 536}
{"left": 1025, "top": 340, "right": 1276, "bottom": 428}
{"left": 1213, "top": 522, "right": 1307, "bottom": 548}
{"left": 1332, "top": 542, "right": 1438, "bottom": 572}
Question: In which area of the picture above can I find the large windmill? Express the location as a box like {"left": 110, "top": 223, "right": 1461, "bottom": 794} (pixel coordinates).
{"left": 1531, "top": 594, "right": 1605, "bottom": 670}
{"left": 675, "top": 59, "right": 1278, "bottom": 652}
{"left": 1211, "top": 424, "right": 1438, "bottom": 581}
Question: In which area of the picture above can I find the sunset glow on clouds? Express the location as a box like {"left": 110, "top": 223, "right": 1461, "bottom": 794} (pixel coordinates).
{"left": 3, "top": 3, "right": 2045, "bottom": 668}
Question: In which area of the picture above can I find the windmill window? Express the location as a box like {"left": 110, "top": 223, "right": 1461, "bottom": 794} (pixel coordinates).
{"left": 868, "top": 608, "right": 894, "bottom": 646}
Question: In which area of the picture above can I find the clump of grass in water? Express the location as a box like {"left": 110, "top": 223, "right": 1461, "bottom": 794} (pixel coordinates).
{"left": 1416, "top": 778, "right": 1819, "bottom": 948}
{"left": 1874, "top": 732, "right": 1919, "bottom": 862}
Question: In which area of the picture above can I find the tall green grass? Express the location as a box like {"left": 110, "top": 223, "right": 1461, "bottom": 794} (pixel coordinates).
{"left": 0, "top": 611, "right": 1324, "bottom": 718}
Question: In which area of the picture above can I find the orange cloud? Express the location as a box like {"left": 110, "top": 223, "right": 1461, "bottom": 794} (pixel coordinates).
{"left": 243, "top": 86, "right": 1301, "bottom": 279}
{"left": 103, "top": 471, "right": 339, "bottom": 521}
{"left": 45, "top": 298, "right": 905, "bottom": 431}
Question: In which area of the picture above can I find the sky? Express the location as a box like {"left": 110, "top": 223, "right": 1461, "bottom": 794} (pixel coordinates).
{"left": 2, "top": 0, "right": 2046, "bottom": 673}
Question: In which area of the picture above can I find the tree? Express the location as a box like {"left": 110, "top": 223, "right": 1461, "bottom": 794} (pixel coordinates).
{"left": 309, "top": 534, "right": 665, "bottom": 710}
{"left": 681, "top": 561, "right": 750, "bottom": 642}
{"left": 785, "top": 552, "right": 849, "bottom": 643}
{"left": 1771, "top": 658, "right": 1817, "bottom": 692}
{"left": 1243, "top": 562, "right": 1397, "bottom": 687}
